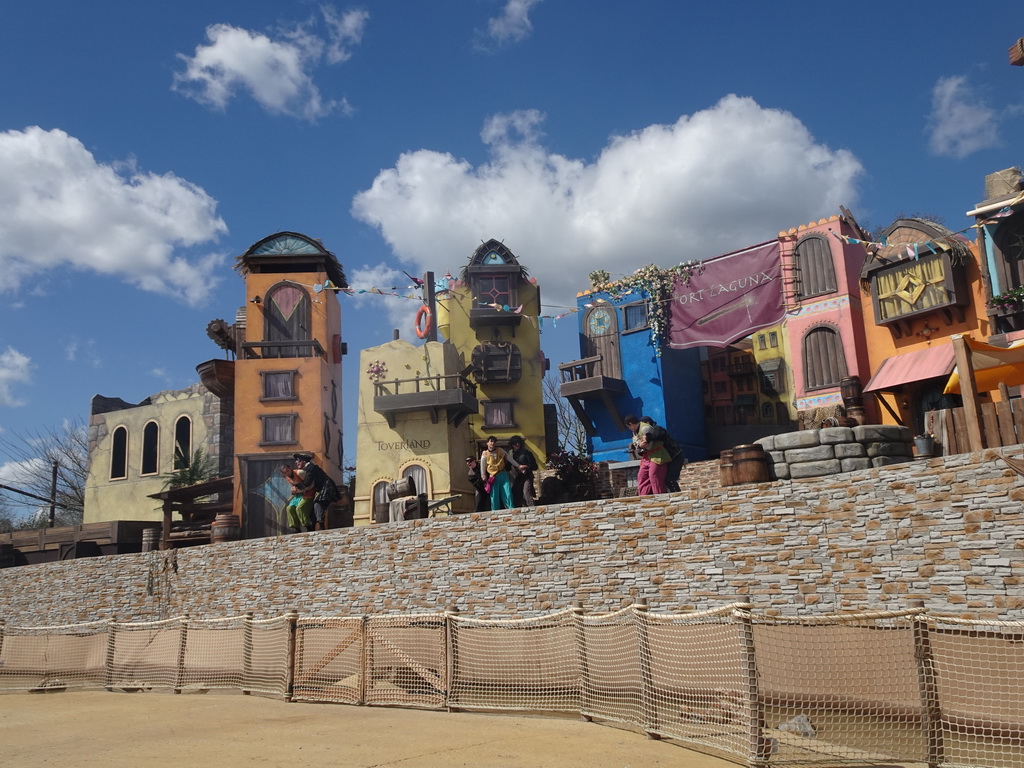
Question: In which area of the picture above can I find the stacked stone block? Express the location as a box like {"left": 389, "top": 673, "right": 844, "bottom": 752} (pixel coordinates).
{"left": 757, "top": 425, "right": 914, "bottom": 480}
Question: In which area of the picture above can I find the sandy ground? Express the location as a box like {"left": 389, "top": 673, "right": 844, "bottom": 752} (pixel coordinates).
{"left": 0, "top": 690, "right": 738, "bottom": 768}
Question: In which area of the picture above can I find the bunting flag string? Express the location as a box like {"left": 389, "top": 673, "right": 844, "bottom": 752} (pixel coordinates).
{"left": 830, "top": 202, "right": 1024, "bottom": 257}
{"left": 295, "top": 276, "right": 598, "bottom": 328}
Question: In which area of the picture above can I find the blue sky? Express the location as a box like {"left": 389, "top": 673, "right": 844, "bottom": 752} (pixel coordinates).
{"left": 1, "top": 0, "right": 1022, "bottom": 505}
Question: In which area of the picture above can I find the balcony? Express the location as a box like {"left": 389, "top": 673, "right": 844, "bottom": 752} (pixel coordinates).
{"left": 728, "top": 360, "right": 756, "bottom": 377}
{"left": 558, "top": 355, "right": 626, "bottom": 399}
{"left": 374, "top": 374, "right": 478, "bottom": 428}
{"left": 240, "top": 340, "right": 326, "bottom": 360}
{"left": 988, "top": 303, "right": 1024, "bottom": 334}
{"left": 558, "top": 356, "right": 627, "bottom": 434}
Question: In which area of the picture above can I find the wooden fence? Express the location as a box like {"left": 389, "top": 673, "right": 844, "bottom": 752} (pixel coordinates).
{"left": 926, "top": 397, "right": 1024, "bottom": 456}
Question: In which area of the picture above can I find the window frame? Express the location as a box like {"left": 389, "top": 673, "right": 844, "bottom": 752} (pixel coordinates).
{"left": 141, "top": 420, "right": 159, "bottom": 476}
{"left": 621, "top": 301, "right": 650, "bottom": 333}
{"left": 482, "top": 399, "right": 516, "bottom": 429}
{"left": 802, "top": 325, "right": 848, "bottom": 391}
{"left": 794, "top": 234, "right": 838, "bottom": 300}
{"left": 260, "top": 413, "right": 298, "bottom": 446}
{"left": 110, "top": 425, "right": 129, "bottom": 481}
{"left": 174, "top": 416, "right": 192, "bottom": 469}
{"left": 260, "top": 369, "right": 299, "bottom": 401}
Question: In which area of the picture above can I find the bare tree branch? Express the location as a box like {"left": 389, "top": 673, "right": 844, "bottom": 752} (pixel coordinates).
{"left": 543, "top": 373, "right": 589, "bottom": 456}
{"left": 0, "top": 418, "right": 87, "bottom": 527}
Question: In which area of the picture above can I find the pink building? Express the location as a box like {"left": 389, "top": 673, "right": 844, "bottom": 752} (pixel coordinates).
{"left": 778, "top": 215, "right": 875, "bottom": 423}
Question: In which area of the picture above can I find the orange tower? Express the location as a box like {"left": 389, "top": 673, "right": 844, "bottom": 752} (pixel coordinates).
{"left": 227, "top": 232, "right": 347, "bottom": 537}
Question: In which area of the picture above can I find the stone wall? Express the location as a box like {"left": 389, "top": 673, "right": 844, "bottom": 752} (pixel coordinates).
{"left": 757, "top": 424, "right": 914, "bottom": 480}
{"left": 3, "top": 445, "right": 1024, "bottom": 627}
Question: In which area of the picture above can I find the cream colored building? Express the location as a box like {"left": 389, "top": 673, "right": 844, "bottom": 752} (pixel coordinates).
{"left": 83, "top": 384, "right": 229, "bottom": 524}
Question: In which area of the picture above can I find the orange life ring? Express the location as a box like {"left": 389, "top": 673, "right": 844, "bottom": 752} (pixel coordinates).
{"left": 414, "top": 304, "right": 433, "bottom": 339}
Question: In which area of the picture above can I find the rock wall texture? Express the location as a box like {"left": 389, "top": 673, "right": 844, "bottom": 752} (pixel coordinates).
{"left": 3, "top": 445, "right": 1023, "bottom": 627}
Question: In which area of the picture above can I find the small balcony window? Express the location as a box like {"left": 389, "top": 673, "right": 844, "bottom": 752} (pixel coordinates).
{"left": 483, "top": 400, "right": 515, "bottom": 428}
{"left": 261, "top": 370, "right": 297, "bottom": 400}
{"left": 261, "top": 414, "right": 297, "bottom": 445}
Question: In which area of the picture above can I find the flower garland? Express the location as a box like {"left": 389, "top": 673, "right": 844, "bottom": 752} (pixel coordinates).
{"left": 987, "top": 286, "right": 1024, "bottom": 312}
{"left": 588, "top": 261, "right": 704, "bottom": 352}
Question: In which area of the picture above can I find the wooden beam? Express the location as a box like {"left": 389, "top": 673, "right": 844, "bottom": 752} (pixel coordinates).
{"left": 952, "top": 335, "right": 985, "bottom": 451}
{"left": 871, "top": 391, "right": 904, "bottom": 425}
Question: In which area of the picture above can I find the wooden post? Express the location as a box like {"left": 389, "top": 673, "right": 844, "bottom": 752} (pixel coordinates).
{"left": 242, "top": 612, "right": 254, "bottom": 695}
{"left": 633, "top": 598, "right": 661, "bottom": 739}
{"left": 445, "top": 608, "right": 458, "bottom": 712}
{"left": 173, "top": 616, "right": 189, "bottom": 694}
{"left": 910, "top": 601, "right": 944, "bottom": 768}
{"left": 735, "top": 603, "right": 769, "bottom": 767}
{"left": 284, "top": 609, "right": 299, "bottom": 702}
{"left": 952, "top": 335, "right": 985, "bottom": 452}
{"left": 571, "top": 602, "right": 592, "bottom": 721}
{"left": 160, "top": 499, "right": 173, "bottom": 551}
{"left": 360, "top": 614, "right": 372, "bottom": 706}
{"left": 103, "top": 619, "right": 117, "bottom": 691}
{"left": 423, "top": 271, "right": 438, "bottom": 342}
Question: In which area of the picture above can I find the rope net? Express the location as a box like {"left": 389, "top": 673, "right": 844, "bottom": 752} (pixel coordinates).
{"left": 2, "top": 606, "right": 1023, "bottom": 768}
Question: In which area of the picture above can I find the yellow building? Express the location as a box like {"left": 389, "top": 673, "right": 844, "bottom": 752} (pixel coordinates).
{"left": 354, "top": 339, "right": 477, "bottom": 523}
{"left": 353, "top": 239, "right": 549, "bottom": 524}
{"left": 437, "top": 240, "right": 548, "bottom": 462}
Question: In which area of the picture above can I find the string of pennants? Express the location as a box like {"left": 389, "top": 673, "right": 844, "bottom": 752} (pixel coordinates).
{"left": 307, "top": 276, "right": 604, "bottom": 328}
{"left": 830, "top": 198, "right": 1022, "bottom": 260}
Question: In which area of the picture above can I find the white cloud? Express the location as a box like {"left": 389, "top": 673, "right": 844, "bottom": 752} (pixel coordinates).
{"left": 484, "top": 0, "right": 542, "bottom": 46}
{"left": 64, "top": 338, "right": 101, "bottom": 367}
{"left": 321, "top": 6, "right": 370, "bottom": 64}
{"left": 174, "top": 5, "right": 366, "bottom": 119}
{"left": 928, "top": 75, "right": 1000, "bottom": 159}
{"left": 0, "top": 127, "right": 227, "bottom": 305}
{"left": 0, "top": 348, "right": 33, "bottom": 407}
{"left": 347, "top": 262, "right": 422, "bottom": 333}
{"left": 351, "top": 95, "right": 864, "bottom": 308}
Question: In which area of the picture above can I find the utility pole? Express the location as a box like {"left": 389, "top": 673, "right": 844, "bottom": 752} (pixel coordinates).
{"left": 49, "top": 461, "right": 59, "bottom": 528}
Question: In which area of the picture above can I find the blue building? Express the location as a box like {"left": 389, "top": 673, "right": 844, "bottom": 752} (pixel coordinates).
{"left": 559, "top": 287, "right": 708, "bottom": 464}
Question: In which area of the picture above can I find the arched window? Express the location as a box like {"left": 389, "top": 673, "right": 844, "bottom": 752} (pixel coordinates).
{"left": 141, "top": 421, "right": 159, "bottom": 475}
{"left": 264, "top": 282, "right": 311, "bottom": 358}
{"left": 761, "top": 402, "right": 775, "bottom": 423}
{"left": 110, "top": 426, "right": 128, "bottom": 480}
{"left": 802, "top": 326, "right": 848, "bottom": 389}
{"left": 795, "top": 235, "right": 837, "bottom": 299}
{"left": 402, "top": 464, "right": 429, "bottom": 499}
{"left": 174, "top": 416, "right": 192, "bottom": 469}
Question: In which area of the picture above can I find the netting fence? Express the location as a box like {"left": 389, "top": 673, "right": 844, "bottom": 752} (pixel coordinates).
{"left": 2, "top": 604, "right": 1022, "bottom": 768}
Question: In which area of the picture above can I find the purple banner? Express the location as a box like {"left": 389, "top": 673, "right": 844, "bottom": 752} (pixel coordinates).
{"left": 666, "top": 240, "right": 784, "bottom": 350}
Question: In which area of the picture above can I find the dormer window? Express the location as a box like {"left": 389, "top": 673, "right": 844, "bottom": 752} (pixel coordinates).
{"left": 462, "top": 239, "right": 528, "bottom": 329}
{"left": 475, "top": 273, "right": 514, "bottom": 307}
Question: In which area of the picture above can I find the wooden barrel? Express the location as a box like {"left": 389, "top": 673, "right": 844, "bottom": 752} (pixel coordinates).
{"left": 719, "top": 449, "right": 734, "bottom": 487}
{"left": 732, "top": 444, "right": 770, "bottom": 484}
{"left": 141, "top": 527, "right": 161, "bottom": 552}
{"left": 210, "top": 513, "right": 242, "bottom": 544}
